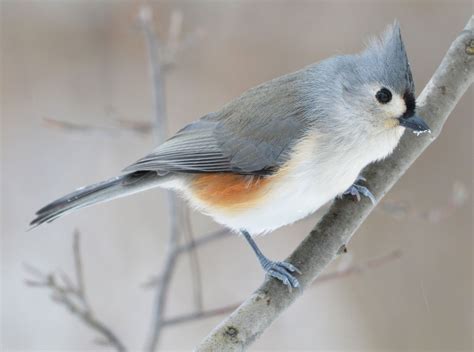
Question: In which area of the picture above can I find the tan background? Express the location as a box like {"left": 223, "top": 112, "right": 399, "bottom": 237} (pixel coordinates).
{"left": 1, "top": 1, "right": 472, "bottom": 351}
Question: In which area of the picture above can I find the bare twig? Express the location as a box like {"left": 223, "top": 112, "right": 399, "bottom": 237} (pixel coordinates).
{"left": 163, "top": 249, "right": 402, "bottom": 326}
{"left": 24, "top": 231, "right": 126, "bottom": 352}
{"left": 72, "top": 230, "right": 89, "bottom": 309}
{"left": 377, "top": 181, "right": 469, "bottom": 221}
{"left": 137, "top": 5, "right": 203, "bottom": 351}
{"left": 196, "top": 17, "right": 474, "bottom": 351}
{"left": 138, "top": 4, "right": 167, "bottom": 143}
{"left": 176, "top": 229, "right": 231, "bottom": 254}
{"left": 139, "top": 4, "right": 178, "bottom": 347}
{"left": 43, "top": 117, "right": 153, "bottom": 136}
{"left": 147, "top": 195, "right": 181, "bottom": 351}
{"left": 182, "top": 206, "right": 204, "bottom": 312}
{"left": 142, "top": 228, "right": 230, "bottom": 289}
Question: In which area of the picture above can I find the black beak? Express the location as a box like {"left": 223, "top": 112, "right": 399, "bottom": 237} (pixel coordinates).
{"left": 399, "top": 114, "right": 430, "bottom": 134}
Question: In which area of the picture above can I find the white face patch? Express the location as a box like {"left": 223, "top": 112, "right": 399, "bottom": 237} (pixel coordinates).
{"left": 382, "top": 92, "right": 406, "bottom": 118}
{"left": 368, "top": 85, "right": 406, "bottom": 120}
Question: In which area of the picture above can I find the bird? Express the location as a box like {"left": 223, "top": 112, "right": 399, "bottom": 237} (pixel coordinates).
{"left": 30, "top": 22, "right": 430, "bottom": 289}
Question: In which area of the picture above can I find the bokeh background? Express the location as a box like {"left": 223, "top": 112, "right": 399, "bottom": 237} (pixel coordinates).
{"left": 1, "top": 1, "right": 472, "bottom": 351}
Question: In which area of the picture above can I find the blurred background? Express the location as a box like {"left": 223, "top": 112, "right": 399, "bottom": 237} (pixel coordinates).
{"left": 1, "top": 1, "right": 472, "bottom": 351}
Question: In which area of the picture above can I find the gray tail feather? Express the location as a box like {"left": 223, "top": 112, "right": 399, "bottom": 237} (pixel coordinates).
{"left": 30, "top": 171, "right": 165, "bottom": 229}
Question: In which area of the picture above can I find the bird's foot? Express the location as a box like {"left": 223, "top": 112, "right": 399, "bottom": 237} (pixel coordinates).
{"left": 240, "top": 230, "right": 301, "bottom": 291}
{"left": 260, "top": 257, "right": 301, "bottom": 291}
{"left": 342, "top": 177, "right": 376, "bottom": 204}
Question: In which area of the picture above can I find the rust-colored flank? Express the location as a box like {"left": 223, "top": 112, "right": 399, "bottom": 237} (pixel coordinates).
{"left": 190, "top": 173, "right": 272, "bottom": 211}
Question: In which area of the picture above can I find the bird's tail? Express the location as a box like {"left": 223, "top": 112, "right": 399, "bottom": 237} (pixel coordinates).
{"left": 30, "top": 171, "right": 166, "bottom": 229}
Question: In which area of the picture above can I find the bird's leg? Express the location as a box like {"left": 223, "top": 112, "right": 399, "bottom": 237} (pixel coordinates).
{"left": 341, "top": 175, "right": 376, "bottom": 204}
{"left": 241, "top": 230, "right": 301, "bottom": 290}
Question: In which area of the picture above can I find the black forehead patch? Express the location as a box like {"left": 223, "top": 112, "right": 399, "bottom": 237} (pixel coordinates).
{"left": 402, "top": 91, "right": 416, "bottom": 118}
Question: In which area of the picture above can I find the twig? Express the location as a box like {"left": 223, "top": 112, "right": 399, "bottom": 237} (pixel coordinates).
{"left": 138, "top": 4, "right": 167, "bottom": 143}
{"left": 140, "top": 4, "right": 177, "bottom": 348}
{"left": 147, "top": 194, "right": 181, "bottom": 351}
{"left": 43, "top": 117, "right": 153, "bottom": 136}
{"left": 195, "top": 17, "right": 474, "bottom": 351}
{"left": 159, "top": 10, "right": 205, "bottom": 71}
{"left": 377, "top": 181, "right": 469, "bottom": 221}
{"left": 142, "top": 228, "right": 230, "bottom": 289}
{"left": 137, "top": 5, "right": 202, "bottom": 351}
{"left": 182, "top": 206, "right": 204, "bottom": 312}
{"left": 24, "top": 231, "right": 127, "bottom": 352}
{"left": 176, "top": 229, "right": 231, "bottom": 254}
{"left": 163, "top": 249, "right": 402, "bottom": 326}
{"left": 72, "top": 229, "right": 89, "bottom": 310}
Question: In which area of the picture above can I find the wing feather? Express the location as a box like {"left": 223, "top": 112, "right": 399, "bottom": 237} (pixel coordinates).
{"left": 123, "top": 69, "right": 314, "bottom": 175}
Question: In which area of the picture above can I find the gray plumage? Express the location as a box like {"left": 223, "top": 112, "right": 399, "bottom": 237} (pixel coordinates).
{"left": 31, "top": 22, "right": 421, "bottom": 229}
{"left": 124, "top": 22, "right": 414, "bottom": 176}
{"left": 123, "top": 72, "right": 314, "bottom": 175}
{"left": 30, "top": 172, "right": 164, "bottom": 228}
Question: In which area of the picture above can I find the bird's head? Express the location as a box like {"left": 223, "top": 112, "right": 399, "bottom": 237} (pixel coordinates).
{"left": 333, "top": 22, "right": 430, "bottom": 137}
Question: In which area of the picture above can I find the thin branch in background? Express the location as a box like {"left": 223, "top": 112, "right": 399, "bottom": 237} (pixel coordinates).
{"left": 137, "top": 4, "right": 203, "bottom": 351}
{"left": 138, "top": 4, "right": 167, "bottom": 143}
{"left": 72, "top": 229, "right": 89, "bottom": 310}
{"left": 141, "top": 228, "right": 231, "bottom": 289}
{"left": 378, "top": 181, "right": 469, "bottom": 221}
{"left": 114, "top": 118, "right": 154, "bottom": 134}
{"left": 139, "top": 3, "right": 178, "bottom": 347}
{"left": 42, "top": 117, "right": 100, "bottom": 133}
{"left": 159, "top": 10, "right": 205, "bottom": 71}
{"left": 147, "top": 194, "right": 181, "bottom": 352}
{"left": 176, "top": 229, "right": 231, "bottom": 254}
{"left": 162, "top": 249, "right": 403, "bottom": 326}
{"left": 420, "top": 181, "right": 469, "bottom": 222}
{"left": 43, "top": 117, "right": 154, "bottom": 136}
{"left": 182, "top": 206, "right": 204, "bottom": 312}
{"left": 24, "top": 231, "right": 127, "bottom": 352}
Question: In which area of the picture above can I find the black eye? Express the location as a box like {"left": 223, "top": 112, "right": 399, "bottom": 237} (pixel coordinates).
{"left": 376, "top": 88, "right": 392, "bottom": 104}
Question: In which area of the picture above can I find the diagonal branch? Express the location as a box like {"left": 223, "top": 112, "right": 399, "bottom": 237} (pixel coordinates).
{"left": 195, "top": 16, "right": 474, "bottom": 351}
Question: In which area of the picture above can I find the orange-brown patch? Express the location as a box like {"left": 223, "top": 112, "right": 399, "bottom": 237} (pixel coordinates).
{"left": 190, "top": 173, "right": 272, "bottom": 211}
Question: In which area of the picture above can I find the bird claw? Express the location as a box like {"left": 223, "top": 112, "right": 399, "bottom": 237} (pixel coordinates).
{"left": 342, "top": 181, "right": 376, "bottom": 205}
{"left": 262, "top": 259, "right": 301, "bottom": 291}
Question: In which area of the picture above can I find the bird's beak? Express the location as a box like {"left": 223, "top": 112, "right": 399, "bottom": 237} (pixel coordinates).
{"left": 398, "top": 114, "right": 431, "bottom": 135}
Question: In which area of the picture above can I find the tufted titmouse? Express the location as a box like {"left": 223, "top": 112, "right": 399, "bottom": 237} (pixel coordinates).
{"left": 31, "top": 22, "right": 429, "bottom": 288}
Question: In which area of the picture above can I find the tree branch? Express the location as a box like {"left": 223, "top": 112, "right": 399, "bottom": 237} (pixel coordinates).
{"left": 137, "top": 5, "right": 204, "bottom": 351}
{"left": 195, "top": 16, "right": 474, "bottom": 351}
{"left": 182, "top": 206, "right": 204, "bottom": 312}
{"left": 138, "top": 5, "right": 180, "bottom": 350}
{"left": 163, "top": 249, "right": 402, "bottom": 326}
{"left": 24, "top": 230, "right": 127, "bottom": 352}
{"left": 176, "top": 229, "right": 231, "bottom": 254}
{"left": 42, "top": 117, "right": 154, "bottom": 136}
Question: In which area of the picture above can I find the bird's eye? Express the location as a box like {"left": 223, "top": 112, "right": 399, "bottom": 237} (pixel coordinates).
{"left": 376, "top": 88, "right": 392, "bottom": 104}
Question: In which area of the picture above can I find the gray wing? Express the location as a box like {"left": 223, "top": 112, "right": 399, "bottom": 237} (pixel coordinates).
{"left": 123, "top": 118, "right": 234, "bottom": 174}
{"left": 123, "top": 70, "right": 313, "bottom": 175}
